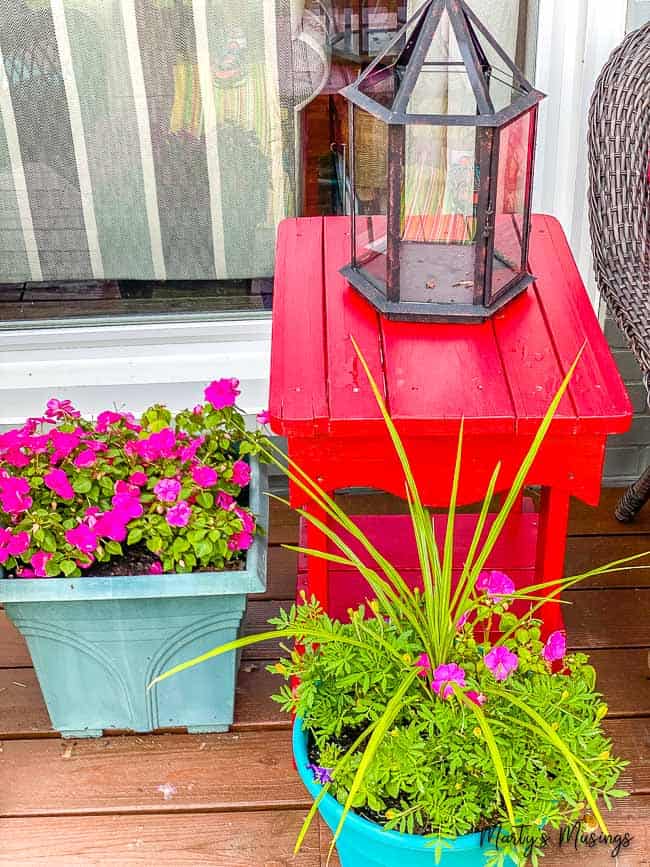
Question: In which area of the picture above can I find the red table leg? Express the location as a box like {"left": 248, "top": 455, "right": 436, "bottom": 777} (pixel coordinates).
{"left": 535, "top": 486, "right": 570, "bottom": 638}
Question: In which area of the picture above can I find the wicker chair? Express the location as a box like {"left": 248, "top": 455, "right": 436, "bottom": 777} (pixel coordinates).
{"left": 588, "top": 22, "right": 650, "bottom": 522}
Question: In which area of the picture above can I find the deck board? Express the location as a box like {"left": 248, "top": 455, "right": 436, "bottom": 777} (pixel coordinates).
{"left": 1, "top": 488, "right": 650, "bottom": 865}
{"left": 0, "top": 811, "right": 320, "bottom": 865}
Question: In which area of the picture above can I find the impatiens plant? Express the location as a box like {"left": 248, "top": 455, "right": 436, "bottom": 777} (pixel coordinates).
{"left": 151, "top": 342, "right": 648, "bottom": 866}
{"left": 0, "top": 379, "right": 268, "bottom": 578}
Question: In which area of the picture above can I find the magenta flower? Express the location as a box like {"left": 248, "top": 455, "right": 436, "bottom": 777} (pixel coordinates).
{"left": 111, "top": 492, "right": 143, "bottom": 520}
{"left": 95, "top": 410, "right": 123, "bottom": 433}
{"left": 228, "top": 531, "right": 253, "bottom": 551}
{"left": 432, "top": 663, "right": 467, "bottom": 699}
{"left": 204, "top": 377, "right": 240, "bottom": 410}
{"left": 149, "top": 561, "right": 163, "bottom": 575}
{"left": 129, "top": 471, "right": 148, "bottom": 487}
{"left": 167, "top": 501, "right": 191, "bottom": 527}
{"left": 231, "top": 460, "right": 251, "bottom": 487}
{"left": 542, "top": 630, "right": 567, "bottom": 663}
{"left": 234, "top": 507, "right": 255, "bottom": 534}
{"left": 65, "top": 524, "right": 98, "bottom": 554}
{"left": 307, "top": 763, "right": 333, "bottom": 785}
{"left": 73, "top": 449, "right": 96, "bottom": 468}
{"left": 467, "top": 690, "right": 487, "bottom": 707}
{"left": 256, "top": 409, "right": 270, "bottom": 425}
{"left": 83, "top": 440, "right": 107, "bottom": 453}
{"left": 44, "top": 468, "right": 74, "bottom": 500}
{"left": 179, "top": 436, "right": 205, "bottom": 464}
{"left": 192, "top": 404, "right": 203, "bottom": 415}
{"left": 415, "top": 653, "right": 431, "bottom": 677}
{"left": 94, "top": 511, "right": 128, "bottom": 542}
{"left": 84, "top": 506, "right": 101, "bottom": 528}
{"left": 4, "top": 448, "right": 30, "bottom": 468}
{"left": 0, "top": 475, "right": 32, "bottom": 514}
{"left": 6, "top": 531, "right": 30, "bottom": 556}
{"left": 484, "top": 646, "right": 519, "bottom": 682}
{"left": 476, "top": 570, "right": 516, "bottom": 600}
{"left": 31, "top": 551, "right": 52, "bottom": 577}
{"left": 192, "top": 465, "right": 218, "bottom": 488}
{"left": 456, "top": 611, "right": 470, "bottom": 630}
{"left": 154, "top": 478, "right": 182, "bottom": 503}
{"left": 18, "top": 567, "right": 35, "bottom": 578}
{"left": 50, "top": 430, "right": 81, "bottom": 462}
{"left": 216, "top": 491, "right": 235, "bottom": 511}
{"left": 132, "top": 428, "right": 176, "bottom": 462}
{"left": 45, "top": 398, "right": 80, "bottom": 420}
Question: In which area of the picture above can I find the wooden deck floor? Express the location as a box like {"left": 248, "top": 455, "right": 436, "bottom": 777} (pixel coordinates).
{"left": 2, "top": 491, "right": 650, "bottom": 865}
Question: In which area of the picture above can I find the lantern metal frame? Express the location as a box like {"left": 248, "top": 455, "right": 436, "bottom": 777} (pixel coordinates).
{"left": 340, "top": 0, "right": 546, "bottom": 323}
{"left": 329, "top": 2, "right": 409, "bottom": 65}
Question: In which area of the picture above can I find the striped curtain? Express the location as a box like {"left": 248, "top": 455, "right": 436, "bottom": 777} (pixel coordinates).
{"left": 0, "top": 0, "right": 328, "bottom": 282}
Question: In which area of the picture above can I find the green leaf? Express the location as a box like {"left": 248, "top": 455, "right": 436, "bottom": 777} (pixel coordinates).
{"left": 127, "top": 528, "right": 143, "bottom": 546}
{"left": 60, "top": 559, "right": 77, "bottom": 577}
{"left": 73, "top": 476, "right": 92, "bottom": 494}
{"left": 105, "top": 541, "right": 123, "bottom": 556}
{"left": 197, "top": 492, "right": 214, "bottom": 509}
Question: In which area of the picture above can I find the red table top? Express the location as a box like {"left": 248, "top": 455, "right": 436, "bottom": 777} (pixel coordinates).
{"left": 269, "top": 215, "right": 631, "bottom": 439}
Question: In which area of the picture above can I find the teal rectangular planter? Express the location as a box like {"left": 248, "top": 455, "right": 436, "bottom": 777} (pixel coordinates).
{"left": 0, "top": 458, "right": 268, "bottom": 738}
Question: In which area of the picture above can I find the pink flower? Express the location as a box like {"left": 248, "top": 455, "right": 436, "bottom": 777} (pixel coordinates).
{"left": 84, "top": 506, "right": 101, "bottom": 528}
{"left": 132, "top": 428, "right": 176, "bottom": 462}
{"left": 484, "top": 646, "right": 519, "bottom": 682}
{"left": 73, "top": 449, "right": 96, "bottom": 468}
{"left": 179, "top": 436, "right": 205, "bottom": 463}
{"left": 154, "top": 478, "right": 181, "bottom": 503}
{"left": 94, "top": 511, "right": 128, "bottom": 542}
{"left": 111, "top": 492, "right": 143, "bottom": 520}
{"left": 129, "top": 471, "right": 148, "bottom": 487}
{"left": 467, "top": 690, "right": 487, "bottom": 707}
{"left": 95, "top": 411, "right": 123, "bottom": 433}
{"left": 476, "top": 570, "right": 515, "bottom": 600}
{"left": 192, "top": 404, "right": 203, "bottom": 415}
{"left": 6, "top": 531, "right": 30, "bottom": 556}
{"left": 192, "top": 465, "right": 218, "bottom": 488}
{"left": 456, "top": 611, "right": 470, "bottom": 630}
{"left": 542, "top": 630, "right": 567, "bottom": 663}
{"left": 432, "top": 663, "right": 466, "bottom": 699}
{"left": 256, "top": 409, "right": 270, "bottom": 425}
{"left": 228, "top": 531, "right": 253, "bottom": 551}
{"left": 65, "top": 524, "right": 98, "bottom": 554}
{"left": 3, "top": 448, "right": 30, "bottom": 468}
{"left": 28, "top": 434, "right": 51, "bottom": 455}
{"left": 0, "top": 475, "right": 32, "bottom": 514}
{"left": 415, "top": 653, "right": 431, "bottom": 677}
{"left": 149, "top": 561, "right": 163, "bottom": 575}
{"left": 234, "top": 507, "right": 255, "bottom": 534}
{"left": 167, "top": 501, "right": 191, "bottom": 527}
{"left": 204, "top": 378, "right": 240, "bottom": 410}
{"left": 216, "top": 491, "right": 235, "bottom": 511}
{"left": 231, "top": 460, "right": 251, "bottom": 487}
{"left": 31, "top": 551, "right": 52, "bottom": 577}
{"left": 18, "top": 567, "right": 35, "bottom": 578}
{"left": 82, "top": 440, "right": 107, "bottom": 453}
{"left": 45, "top": 398, "right": 80, "bottom": 420}
{"left": 44, "top": 468, "right": 75, "bottom": 500}
{"left": 50, "top": 430, "right": 81, "bottom": 462}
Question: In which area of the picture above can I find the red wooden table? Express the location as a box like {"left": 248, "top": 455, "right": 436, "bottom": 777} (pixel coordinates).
{"left": 269, "top": 214, "right": 632, "bottom": 634}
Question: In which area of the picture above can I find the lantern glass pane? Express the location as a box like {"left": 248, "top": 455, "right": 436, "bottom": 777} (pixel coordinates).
{"left": 329, "top": 2, "right": 407, "bottom": 59}
{"left": 352, "top": 106, "right": 389, "bottom": 295}
{"left": 472, "top": 28, "right": 530, "bottom": 112}
{"left": 490, "top": 109, "right": 535, "bottom": 299}
{"left": 396, "top": 123, "right": 480, "bottom": 305}
{"left": 407, "top": 9, "right": 477, "bottom": 117}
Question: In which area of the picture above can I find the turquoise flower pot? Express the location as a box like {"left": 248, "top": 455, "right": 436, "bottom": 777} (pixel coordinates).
{"left": 293, "top": 718, "right": 516, "bottom": 867}
{"left": 0, "top": 458, "right": 268, "bottom": 739}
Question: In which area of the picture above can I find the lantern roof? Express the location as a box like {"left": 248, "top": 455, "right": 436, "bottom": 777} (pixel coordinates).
{"left": 341, "top": 0, "right": 544, "bottom": 127}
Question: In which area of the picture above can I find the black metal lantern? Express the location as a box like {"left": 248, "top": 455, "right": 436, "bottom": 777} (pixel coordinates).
{"left": 329, "top": 2, "right": 408, "bottom": 65}
{"left": 340, "top": 0, "right": 545, "bottom": 322}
